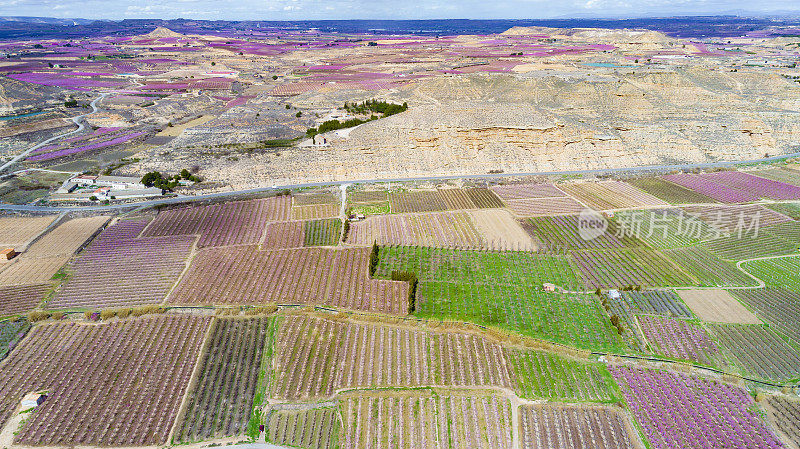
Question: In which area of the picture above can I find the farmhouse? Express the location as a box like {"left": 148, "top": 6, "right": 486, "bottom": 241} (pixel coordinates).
{"left": 1, "top": 248, "right": 17, "bottom": 261}
{"left": 71, "top": 175, "right": 145, "bottom": 190}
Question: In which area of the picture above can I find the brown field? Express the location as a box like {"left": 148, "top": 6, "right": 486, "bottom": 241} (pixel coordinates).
{"left": 23, "top": 216, "right": 109, "bottom": 259}
{"left": 292, "top": 203, "right": 340, "bottom": 220}
{"left": 468, "top": 209, "right": 538, "bottom": 251}
{"left": 340, "top": 389, "right": 513, "bottom": 449}
{"left": 0, "top": 256, "right": 68, "bottom": 286}
{"left": 0, "top": 283, "right": 50, "bottom": 315}
{"left": 271, "top": 315, "right": 515, "bottom": 400}
{"left": 0, "top": 315, "right": 210, "bottom": 446}
{"left": 169, "top": 247, "right": 409, "bottom": 313}
{"left": 505, "top": 197, "right": 585, "bottom": 217}
{"left": 520, "top": 404, "right": 642, "bottom": 449}
{"left": 559, "top": 181, "right": 668, "bottom": 211}
{"left": 346, "top": 211, "right": 484, "bottom": 248}
{"left": 0, "top": 215, "right": 57, "bottom": 249}
{"left": 676, "top": 289, "right": 761, "bottom": 324}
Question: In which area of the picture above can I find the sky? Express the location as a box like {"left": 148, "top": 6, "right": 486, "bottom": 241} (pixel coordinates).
{"left": 0, "top": 0, "right": 799, "bottom": 21}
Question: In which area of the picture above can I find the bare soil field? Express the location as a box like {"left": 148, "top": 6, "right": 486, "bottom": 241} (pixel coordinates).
{"left": 676, "top": 289, "right": 761, "bottom": 324}
{"left": 0, "top": 256, "right": 68, "bottom": 286}
{"left": 0, "top": 215, "right": 57, "bottom": 249}
{"left": 23, "top": 216, "right": 109, "bottom": 259}
{"left": 468, "top": 208, "right": 538, "bottom": 251}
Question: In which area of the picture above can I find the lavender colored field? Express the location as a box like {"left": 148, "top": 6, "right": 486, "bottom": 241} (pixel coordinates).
{"left": 489, "top": 183, "right": 566, "bottom": 200}
{"left": 571, "top": 248, "right": 694, "bottom": 288}
{"left": 27, "top": 131, "right": 147, "bottom": 162}
{"left": 8, "top": 72, "right": 127, "bottom": 89}
{"left": 143, "top": 197, "right": 291, "bottom": 247}
{"left": 700, "top": 171, "right": 800, "bottom": 200}
{"left": 662, "top": 174, "right": 759, "bottom": 203}
{"left": 170, "top": 247, "right": 409, "bottom": 314}
{"left": 505, "top": 197, "right": 585, "bottom": 217}
{"left": 347, "top": 211, "right": 484, "bottom": 248}
{"left": 638, "top": 316, "right": 719, "bottom": 364}
{"left": 0, "top": 283, "right": 49, "bottom": 315}
{"left": 0, "top": 316, "right": 210, "bottom": 446}
{"left": 520, "top": 405, "right": 641, "bottom": 449}
{"left": 708, "top": 324, "right": 800, "bottom": 381}
{"left": 611, "top": 366, "right": 784, "bottom": 449}
{"left": 51, "top": 230, "right": 195, "bottom": 309}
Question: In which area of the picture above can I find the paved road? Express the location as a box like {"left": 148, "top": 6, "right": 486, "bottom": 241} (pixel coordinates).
{"left": 2, "top": 148, "right": 799, "bottom": 213}
{"left": 0, "top": 93, "right": 109, "bottom": 175}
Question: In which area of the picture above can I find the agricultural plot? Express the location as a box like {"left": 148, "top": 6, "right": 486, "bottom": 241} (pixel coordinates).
{"left": 613, "top": 209, "right": 713, "bottom": 249}
{"left": 520, "top": 404, "right": 642, "bottom": 449}
{"left": 489, "top": 182, "right": 567, "bottom": 201}
{"left": 0, "top": 256, "right": 69, "bottom": 286}
{"left": 526, "top": 215, "right": 642, "bottom": 250}
{"left": 266, "top": 406, "right": 339, "bottom": 449}
{"left": 702, "top": 233, "right": 798, "bottom": 261}
{"left": 175, "top": 317, "right": 271, "bottom": 442}
{"left": 51, "top": 234, "right": 196, "bottom": 309}
{"left": 611, "top": 366, "right": 783, "bottom": 449}
{"left": 170, "top": 246, "right": 409, "bottom": 314}
{"left": 619, "top": 290, "right": 693, "bottom": 318}
{"left": 766, "top": 200, "right": 800, "bottom": 220}
{"left": 707, "top": 324, "right": 800, "bottom": 381}
{"left": 349, "top": 190, "right": 390, "bottom": 216}
{"left": 21, "top": 216, "right": 109, "bottom": 259}
{"left": 571, "top": 247, "right": 695, "bottom": 289}
{"left": 0, "top": 317, "right": 29, "bottom": 360}
{"left": 467, "top": 209, "right": 538, "bottom": 251}
{"left": 261, "top": 221, "right": 304, "bottom": 249}
{"left": 347, "top": 211, "right": 485, "bottom": 248}
{"left": 662, "top": 247, "right": 758, "bottom": 287}
{"left": 292, "top": 203, "right": 340, "bottom": 220}
{"left": 682, "top": 204, "right": 792, "bottom": 231}
{"left": 627, "top": 177, "right": 717, "bottom": 204}
{"left": 732, "top": 288, "right": 800, "bottom": 346}
{"left": 304, "top": 218, "right": 342, "bottom": 246}
{"left": 293, "top": 191, "right": 338, "bottom": 206}
{"left": 340, "top": 390, "right": 513, "bottom": 449}
{"left": 742, "top": 257, "right": 800, "bottom": 292}
{"left": 0, "top": 283, "right": 49, "bottom": 315}
{"left": 662, "top": 173, "right": 759, "bottom": 203}
{"left": 700, "top": 171, "right": 800, "bottom": 200}
{"left": 389, "top": 188, "right": 502, "bottom": 213}
{"left": 0, "top": 316, "right": 210, "bottom": 446}
{"left": 0, "top": 214, "right": 56, "bottom": 248}
{"left": 764, "top": 396, "right": 800, "bottom": 447}
{"left": 506, "top": 349, "right": 618, "bottom": 402}
{"left": 504, "top": 197, "right": 585, "bottom": 217}
{"left": 558, "top": 181, "right": 668, "bottom": 211}
{"left": 375, "top": 247, "right": 622, "bottom": 351}
{"left": 270, "top": 315, "right": 513, "bottom": 399}
{"left": 676, "top": 289, "right": 760, "bottom": 324}
{"left": 142, "top": 196, "right": 291, "bottom": 247}
{"left": 638, "top": 316, "right": 719, "bottom": 365}
{"left": 761, "top": 220, "right": 800, "bottom": 242}
{"left": 750, "top": 167, "right": 800, "bottom": 186}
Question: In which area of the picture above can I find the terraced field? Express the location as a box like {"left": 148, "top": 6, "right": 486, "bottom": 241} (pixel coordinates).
{"left": 707, "top": 324, "right": 800, "bottom": 381}
{"left": 266, "top": 406, "right": 339, "bottom": 449}
{"left": 0, "top": 283, "right": 50, "bottom": 315}
{"left": 558, "top": 181, "right": 667, "bottom": 210}
{"left": 520, "top": 404, "right": 642, "bottom": 449}
{"left": 507, "top": 350, "right": 619, "bottom": 402}
{"left": 627, "top": 177, "right": 717, "bottom": 204}
{"left": 0, "top": 214, "right": 57, "bottom": 248}
{"left": 571, "top": 247, "right": 694, "bottom": 289}
{"left": 175, "top": 317, "right": 271, "bottom": 442}
{"left": 732, "top": 288, "right": 800, "bottom": 345}
{"left": 662, "top": 247, "right": 758, "bottom": 287}
{"left": 741, "top": 257, "right": 800, "bottom": 291}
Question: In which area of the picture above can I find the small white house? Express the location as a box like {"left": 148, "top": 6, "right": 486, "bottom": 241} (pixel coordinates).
{"left": 607, "top": 289, "right": 621, "bottom": 299}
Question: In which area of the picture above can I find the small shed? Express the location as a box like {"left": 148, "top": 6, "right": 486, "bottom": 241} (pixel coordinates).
{"left": 607, "top": 289, "right": 621, "bottom": 299}
{"left": 0, "top": 248, "right": 17, "bottom": 261}
{"left": 542, "top": 283, "right": 557, "bottom": 292}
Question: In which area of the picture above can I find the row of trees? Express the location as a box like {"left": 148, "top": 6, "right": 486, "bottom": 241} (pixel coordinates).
{"left": 141, "top": 168, "right": 200, "bottom": 191}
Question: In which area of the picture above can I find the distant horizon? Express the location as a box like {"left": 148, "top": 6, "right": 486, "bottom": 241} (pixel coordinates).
{"left": 1, "top": 0, "right": 800, "bottom": 22}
